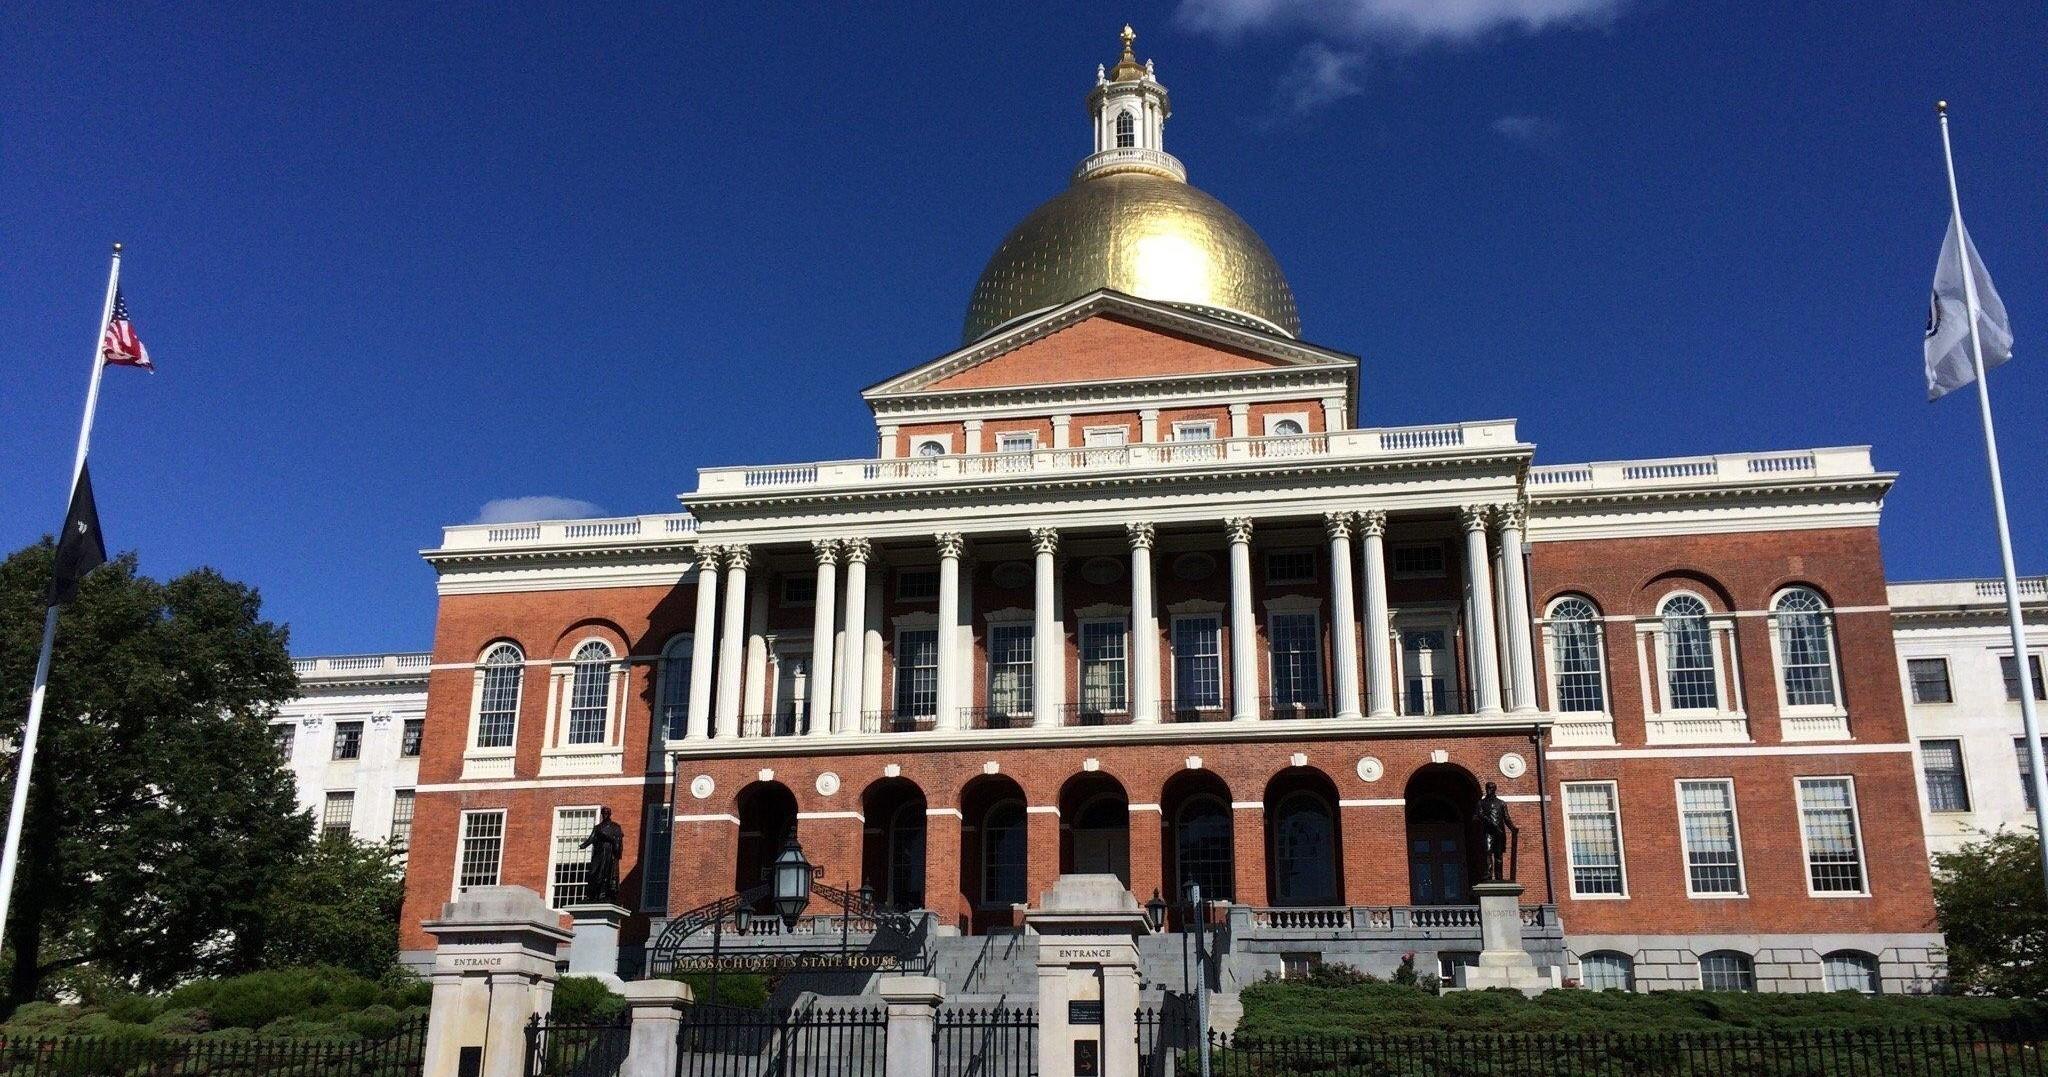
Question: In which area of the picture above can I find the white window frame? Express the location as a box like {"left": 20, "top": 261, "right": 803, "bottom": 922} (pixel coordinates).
{"left": 1561, "top": 780, "right": 1628, "bottom": 899}
{"left": 389, "top": 789, "right": 415, "bottom": 846}
{"left": 545, "top": 804, "right": 603, "bottom": 909}
{"left": 1265, "top": 604, "right": 1324, "bottom": 714}
{"left": 1082, "top": 425, "right": 1128, "bottom": 448}
{"left": 1821, "top": 950, "right": 1881, "bottom": 994}
{"left": 995, "top": 431, "right": 1037, "bottom": 453}
{"left": 330, "top": 719, "right": 364, "bottom": 762}
{"left": 1077, "top": 617, "right": 1130, "bottom": 716}
{"left": 1794, "top": 775, "right": 1870, "bottom": 898}
{"left": 658, "top": 634, "right": 694, "bottom": 746}
{"left": 1170, "top": 612, "right": 1224, "bottom": 715}
{"left": 1766, "top": 586, "right": 1847, "bottom": 722}
{"left": 910, "top": 435, "right": 951, "bottom": 458}
{"left": 1541, "top": 597, "right": 1613, "bottom": 746}
{"left": 540, "top": 638, "right": 627, "bottom": 777}
{"left": 1903, "top": 655, "right": 1954, "bottom": 705}
{"left": 1999, "top": 651, "right": 2048, "bottom": 702}
{"left": 322, "top": 791, "right": 356, "bottom": 839}
{"left": 1262, "top": 412, "right": 1311, "bottom": 437}
{"left": 1578, "top": 951, "right": 1635, "bottom": 991}
{"left": 1698, "top": 950, "right": 1756, "bottom": 992}
{"left": 1643, "top": 592, "right": 1748, "bottom": 745}
{"left": 1675, "top": 778, "right": 1747, "bottom": 899}
{"left": 986, "top": 617, "right": 1035, "bottom": 718}
{"left": 1170, "top": 420, "right": 1217, "bottom": 441}
{"left": 454, "top": 809, "right": 507, "bottom": 894}
{"left": 894, "top": 625, "right": 941, "bottom": 719}
{"left": 465, "top": 643, "right": 525, "bottom": 779}
{"left": 1917, "top": 738, "right": 1972, "bottom": 814}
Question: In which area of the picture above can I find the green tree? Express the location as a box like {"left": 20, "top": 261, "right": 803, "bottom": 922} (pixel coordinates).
{"left": 0, "top": 541, "right": 307, "bottom": 1007}
{"left": 1933, "top": 829, "right": 2048, "bottom": 997}
{"left": 261, "top": 835, "right": 406, "bottom": 979}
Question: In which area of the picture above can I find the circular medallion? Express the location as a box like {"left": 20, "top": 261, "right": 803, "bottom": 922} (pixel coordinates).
{"left": 689, "top": 775, "right": 715, "bottom": 801}
{"left": 1172, "top": 553, "right": 1217, "bottom": 582}
{"left": 992, "top": 561, "right": 1031, "bottom": 590}
{"left": 1081, "top": 557, "right": 1125, "bottom": 586}
{"left": 1356, "top": 756, "right": 1384, "bottom": 783}
{"left": 815, "top": 772, "right": 841, "bottom": 797}
{"left": 1498, "top": 753, "right": 1527, "bottom": 779}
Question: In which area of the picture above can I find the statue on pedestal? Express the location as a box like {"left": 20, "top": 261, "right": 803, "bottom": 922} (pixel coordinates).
{"left": 1474, "top": 782, "right": 1519, "bottom": 883}
{"left": 578, "top": 807, "right": 626, "bottom": 905}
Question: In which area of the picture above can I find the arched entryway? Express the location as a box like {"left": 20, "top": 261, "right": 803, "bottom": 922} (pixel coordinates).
{"left": 1264, "top": 768, "right": 1343, "bottom": 907}
{"left": 734, "top": 780, "right": 798, "bottom": 898}
{"left": 1405, "top": 764, "right": 1481, "bottom": 905}
{"left": 1059, "top": 772, "right": 1130, "bottom": 885}
{"left": 861, "top": 778, "right": 927, "bottom": 912}
{"left": 1162, "top": 770, "right": 1234, "bottom": 922}
{"left": 960, "top": 775, "right": 1029, "bottom": 934}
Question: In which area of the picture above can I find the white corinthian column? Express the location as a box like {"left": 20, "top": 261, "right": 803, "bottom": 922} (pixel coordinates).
{"left": 1460, "top": 506, "right": 1504, "bottom": 716}
{"left": 838, "top": 538, "right": 871, "bottom": 734}
{"left": 1494, "top": 503, "right": 1539, "bottom": 714}
{"left": 715, "top": 545, "right": 750, "bottom": 734}
{"left": 935, "top": 532, "right": 965, "bottom": 731}
{"left": 1356, "top": 511, "right": 1396, "bottom": 718}
{"left": 1127, "top": 522, "right": 1160, "bottom": 725}
{"left": 1030, "top": 527, "right": 1063, "bottom": 729}
{"left": 1225, "top": 517, "right": 1258, "bottom": 721}
{"left": 1325, "top": 512, "right": 1363, "bottom": 721}
{"left": 686, "top": 545, "right": 721, "bottom": 740}
{"left": 807, "top": 539, "right": 839, "bottom": 739}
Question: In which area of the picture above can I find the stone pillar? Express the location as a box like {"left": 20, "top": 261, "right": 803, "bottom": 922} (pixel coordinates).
{"left": 1324, "top": 513, "right": 1362, "bottom": 721}
{"left": 809, "top": 540, "right": 840, "bottom": 739}
{"left": 1225, "top": 517, "right": 1258, "bottom": 721}
{"left": 564, "top": 904, "right": 629, "bottom": 988}
{"left": 879, "top": 424, "right": 900, "bottom": 458}
{"left": 1227, "top": 403, "right": 1249, "bottom": 440}
{"left": 621, "top": 979, "right": 693, "bottom": 1077}
{"left": 715, "top": 546, "right": 750, "bottom": 732}
{"left": 1320, "top": 395, "right": 1346, "bottom": 431}
{"left": 1357, "top": 511, "right": 1395, "bottom": 718}
{"left": 1494, "top": 504, "right": 1540, "bottom": 714}
{"left": 1127, "top": 522, "right": 1160, "bottom": 725}
{"left": 964, "top": 418, "right": 985, "bottom": 455}
{"left": 422, "top": 886, "right": 571, "bottom": 1077}
{"left": 1139, "top": 408, "right": 1160, "bottom": 444}
{"left": 1024, "top": 876, "right": 1153, "bottom": 1077}
{"left": 864, "top": 569, "right": 886, "bottom": 717}
{"left": 741, "top": 573, "right": 770, "bottom": 737}
{"left": 839, "top": 539, "right": 871, "bottom": 734}
{"left": 1052, "top": 414, "right": 1073, "bottom": 450}
{"left": 1031, "top": 528, "right": 1063, "bottom": 729}
{"left": 936, "top": 533, "right": 965, "bottom": 731}
{"left": 1449, "top": 881, "right": 1554, "bottom": 994}
{"left": 1459, "top": 507, "right": 1504, "bottom": 716}
{"left": 686, "top": 547, "right": 721, "bottom": 740}
{"left": 878, "top": 975, "right": 944, "bottom": 1077}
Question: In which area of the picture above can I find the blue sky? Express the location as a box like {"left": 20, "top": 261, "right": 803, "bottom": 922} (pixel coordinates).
{"left": 5, "top": 2, "right": 2045, "bottom": 655}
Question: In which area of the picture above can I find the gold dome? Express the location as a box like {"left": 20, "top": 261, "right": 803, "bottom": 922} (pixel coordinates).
{"left": 963, "top": 171, "right": 1301, "bottom": 343}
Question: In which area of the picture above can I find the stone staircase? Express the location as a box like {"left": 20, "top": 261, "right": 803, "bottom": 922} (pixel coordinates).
{"left": 926, "top": 932, "right": 1040, "bottom": 1003}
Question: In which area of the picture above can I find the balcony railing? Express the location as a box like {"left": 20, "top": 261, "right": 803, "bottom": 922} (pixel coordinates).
{"left": 1259, "top": 695, "right": 1332, "bottom": 721}
{"left": 1241, "top": 903, "right": 1555, "bottom": 933}
{"left": 292, "top": 653, "right": 431, "bottom": 678}
{"left": 440, "top": 512, "right": 698, "bottom": 552}
{"left": 960, "top": 707, "right": 1034, "bottom": 731}
{"left": 1166, "top": 703, "right": 1230, "bottom": 723}
{"left": 860, "top": 710, "right": 938, "bottom": 735}
{"left": 1528, "top": 445, "right": 1874, "bottom": 493}
{"left": 1060, "top": 703, "right": 1135, "bottom": 728}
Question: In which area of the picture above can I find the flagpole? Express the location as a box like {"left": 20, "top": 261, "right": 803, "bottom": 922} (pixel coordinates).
{"left": 0, "top": 244, "right": 123, "bottom": 948}
{"left": 1937, "top": 102, "right": 2048, "bottom": 890}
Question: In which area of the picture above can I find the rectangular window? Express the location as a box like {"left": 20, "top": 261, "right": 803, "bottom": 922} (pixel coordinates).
{"left": 2017, "top": 737, "right": 2048, "bottom": 810}
{"left": 390, "top": 790, "right": 415, "bottom": 846}
{"left": 782, "top": 575, "right": 816, "bottom": 605}
{"left": 273, "top": 723, "right": 296, "bottom": 758}
{"left": 1390, "top": 543, "right": 1445, "bottom": 578}
{"left": 477, "top": 663, "right": 520, "bottom": 749}
{"left": 322, "top": 792, "right": 355, "bottom": 840}
{"left": 548, "top": 807, "right": 601, "bottom": 908}
{"left": 1919, "top": 739, "right": 1970, "bottom": 813}
{"left": 641, "top": 803, "right": 673, "bottom": 913}
{"left": 1171, "top": 421, "right": 1216, "bottom": 440}
{"left": 567, "top": 665, "right": 610, "bottom": 746}
{"left": 401, "top": 718, "right": 424, "bottom": 758}
{"left": 2003, "top": 655, "right": 2047, "bottom": 701}
{"left": 1797, "top": 777, "right": 1866, "bottom": 894}
{"left": 1265, "top": 550, "right": 1316, "bottom": 584}
{"left": 331, "top": 720, "right": 363, "bottom": 761}
{"left": 1907, "top": 658, "right": 1953, "bottom": 704}
{"left": 1563, "top": 782, "right": 1625, "bottom": 896}
{"left": 1172, "top": 616, "right": 1223, "bottom": 713}
{"left": 894, "top": 629, "right": 939, "bottom": 718}
{"left": 1677, "top": 780, "right": 1744, "bottom": 896}
{"left": 1082, "top": 427, "right": 1127, "bottom": 448}
{"left": 1079, "top": 620, "right": 1128, "bottom": 715}
{"left": 1279, "top": 953, "right": 1321, "bottom": 979}
{"left": 1269, "top": 612, "right": 1323, "bottom": 711}
{"left": 997, "top": 432, "right": 1036, "bottom": 453}
{"left": 897, "top": 568, "right": 940, "bottom": 601}
{"left": 457, "top": 810, "right": 506, "bottom": 892}
{"left": 988, "top": 624, "right": 1034, "bottom": 717}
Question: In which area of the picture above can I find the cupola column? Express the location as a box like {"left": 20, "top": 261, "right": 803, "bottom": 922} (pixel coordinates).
{"left": 1030, "top": 528, "right": 1064, "bottom": 729}
{"left": 1325, "top": 513, "right": 1363, "bottom": 721}
{"left": 807, "top": 540, "right": 840, "bottom": 739}
{"left": 1226, "top": 517, "right": 1259, "bottom": 721}
{"left": 1127, "top": 522, "right": 1161, "bottom": 725}
{"left": 1460, "top": 507, "right": 1505, "bottom": 716}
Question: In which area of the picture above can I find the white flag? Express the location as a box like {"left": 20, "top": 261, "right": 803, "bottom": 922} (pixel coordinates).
{"left": 1926, "top": 216, "right": 2014, "bottom": 400}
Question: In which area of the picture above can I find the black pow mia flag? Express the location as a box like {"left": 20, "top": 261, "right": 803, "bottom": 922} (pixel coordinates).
{"left": 46, "top": 462, "right": 107, "bottom": 607}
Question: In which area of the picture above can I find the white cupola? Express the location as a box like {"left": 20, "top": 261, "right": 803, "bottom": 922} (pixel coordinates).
{"left": 1077, "top": 26, "right": 1185, "bottom": 183}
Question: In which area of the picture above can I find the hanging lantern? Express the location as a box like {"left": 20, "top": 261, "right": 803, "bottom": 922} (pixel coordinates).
{"left": 772, "top": 838, "right": 813, "bottom": 929}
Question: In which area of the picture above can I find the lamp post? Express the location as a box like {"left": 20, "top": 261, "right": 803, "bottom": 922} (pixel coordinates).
{"left": 1184, "top": 881, "right": 1212, "bottom": 1077}
{"left": 1144, "top": 889, "right": 1167, "bottom": 932}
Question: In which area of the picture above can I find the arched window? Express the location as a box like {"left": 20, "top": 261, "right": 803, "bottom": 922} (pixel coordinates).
{"left": 915, "top": 439, "right": 946, "bottom": 457}
{"left": 1271, "top": 418, "right": 1305, "bottom": 437}
{"left": 658, "top": 635, "right": 693, "bottom": 741}
{"left": 887, "top": 801, "right": 927, "bottom": 911}
{"left": 1273, "top": 792, "right": 1337, "bottom": 906}
{"left": 567, "top": 640, "right": 614, "bottom": 745}
{"left": 1175, "top": 795, "right": 1234, "bottom": 903}
{"left": 1115, "top": 110, "right": 1135, "bottom": 148}
{"left": 1547, "top": 597, "right": 1606, "bottom": 712}
{"left": 982, "top": 800, "right": 1028, "bottom": 906}
{"left": 1774, "top": 587, "right": 1839, "bottom": 708}
{"left": 1822, "top": 950, "right": 1880, "bottom": 993}
{"left": 1579, "top": 951, "right": 1634, "bottom": 991}
{"left": 1698, "top": 950, "right": 1755, "bottom": 991}
{"left": 1660, "top": 594, "right": 1719, "bottom": 710}
{"left": 475, "top": 643, "right": 523, "bottom": 749}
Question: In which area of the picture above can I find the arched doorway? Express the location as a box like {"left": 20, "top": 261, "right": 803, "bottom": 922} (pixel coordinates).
{"left": 734, "top": 781, "right": 798, "bottom": 900}
{"left": 1162, "top": 770, "right": 1235, "bottom": 923}
{"left": 1405, "top": 764, "right": 1481, "bottom": 905}
{"left": 861, "top": 778, "right": 927, "bottom": 912}
{"left": 1264, "top": 768, "right": 1343, "bottom": 907}
{"left": 1059, "top": 772, "right": 1130, "bottom": 885}
{"left": 960, "top": 776, "right": 1029, "bottom": 934}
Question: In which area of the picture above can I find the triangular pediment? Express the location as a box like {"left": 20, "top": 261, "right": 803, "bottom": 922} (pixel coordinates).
{"left": 864, "top": 290, "right": 1355, "bottom": 400}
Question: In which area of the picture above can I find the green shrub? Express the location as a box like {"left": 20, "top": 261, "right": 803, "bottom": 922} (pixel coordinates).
{"left": 668, "top": 972, "right": 772, "bottom": 1010}
{"left": 551, "top": 977, "right": 626, "bottom": 1023}
{"left": 145, "top": 1007, "right": 211, "bottom": 1035}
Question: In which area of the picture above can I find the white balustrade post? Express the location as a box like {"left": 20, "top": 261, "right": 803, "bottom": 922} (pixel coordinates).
{"left": 1460, "top": 507, "right": 1505, "bottom": 716}
{"left": 1127, "top": 522, "right": 1160, "bottom": 725}
{"left": 1357, "top": 511, "right": 1396, "bottom": 718}
{"left": 838, "top": 539, "right": 872, "bottom": 734}
{"left": 1031, "top": 528, "right": 1063, "bottom": 729}
{"left": 808, "top": 540, "right": 839, "bottom": 738}
{"left": 715, "top": 546, "right": 750, "bottom": 733}
{"left": 1325, "top": 512, "right": 1363, "bottom": 720}
{"left": 935, "top": 533, "right": 965, "bottom": 731}
{"left": 1494, "top": 504, "right": 1540, "bottom": 714}
{"left": 686, "top": 547, "right": 721, "bottom": 740}
{"left": 1226, "top": 517, "right": 1259, "bottom": 721}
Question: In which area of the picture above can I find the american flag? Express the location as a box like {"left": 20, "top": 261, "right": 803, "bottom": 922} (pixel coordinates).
{"left": 101, "top": 288, "right": 152, "bottom": 371}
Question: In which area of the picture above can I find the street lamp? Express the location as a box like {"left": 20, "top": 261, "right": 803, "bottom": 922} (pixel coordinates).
{"left": 772, "top": 838, "right": 813, "bottom": 929}
{"left": 1145, "top": 889, "right": 1168, "bottom": 932}
{"left": 732, "top": 903, "right": 754, "bottom": 936}
{"left": 1182, "top": 881, "right": 1212, "bottom": 1077}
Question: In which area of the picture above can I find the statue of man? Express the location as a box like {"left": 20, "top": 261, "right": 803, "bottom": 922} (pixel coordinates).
{"left": 1474, "top": 782, "right": 1518, "bottom": 883}
{"left": 579, "top": 807, "right": 626, "bottom": 905}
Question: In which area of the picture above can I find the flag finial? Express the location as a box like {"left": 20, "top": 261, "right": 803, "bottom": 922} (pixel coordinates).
{"left": 110, "top": 242, "right": 122, "bottom": 254}
{"left": 1936, "top": 100, "right": 1948, "bottom": 114}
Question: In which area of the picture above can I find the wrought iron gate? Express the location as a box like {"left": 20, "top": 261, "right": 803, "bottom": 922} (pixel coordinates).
{"left": 935, "top": 1006, "right": 1036, "bottom": 1077}
{"left": 676, "top": 1003, "right": 887, "bottom": 1077}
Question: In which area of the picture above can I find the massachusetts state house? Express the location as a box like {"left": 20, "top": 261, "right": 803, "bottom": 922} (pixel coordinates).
{"left": 398, "top": 32, "right": 1944, "bottom": 995}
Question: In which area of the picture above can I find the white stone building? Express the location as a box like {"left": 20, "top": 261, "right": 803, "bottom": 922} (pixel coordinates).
{"left": 276, "top": 652, "right": 429, "bottom": 848}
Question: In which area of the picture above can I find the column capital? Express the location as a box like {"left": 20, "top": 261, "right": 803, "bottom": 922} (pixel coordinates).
{"left": 1458, "top": 505, "right": 1491, "bottom": 533}
{"left": 935, "top": 532, "right": 966, "bottom": 559}
{"left": 1491, "top": 502, "right": 1528, "bottom": 532}
{"left": 1354, "top": 509, "right": 1387, "bottom": 537}
{"left": 842, "top": 537, "right": 874, "bottom": 565}
{"left": 1227, "top": 402, "right": 1250, "bottom": 417}
{"left": 811, "top": 538, "right": 841, "bottom": 565}
{"left": 1322, "top": 511, "right": 1353, "bottom": 541}
{"left": 963, "top": 417, "right": 984, "bottom": 430}
{"left": 1125, "top": 521, "right": 1156, "bottom": 550}
{"left": 695, "top": 545, "right": 724, "bottom": 572}
{"left": 1029, "top": 527, "right": 1060, "bottom": 556}
{"left": 1223, "top": 516, "right": 1255, "bottom": 545}
{"left": 723, "top": 544, "right": 753, "bottom": 571}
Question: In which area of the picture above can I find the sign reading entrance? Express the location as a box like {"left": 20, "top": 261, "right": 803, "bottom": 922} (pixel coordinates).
{"left": 1067, "top": 1001, "right": 1104, "bottom": 1026}
{"left": 667, "top": 950, "right": 907, "bottom": 973}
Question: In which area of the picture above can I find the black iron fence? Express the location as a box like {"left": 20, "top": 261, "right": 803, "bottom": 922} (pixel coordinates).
{"left": 527, "top": 1014, "right": 630, "bottom": 1077}
{"left": 676, "top": 1003, "right": 886, "bottom": 1077}
{"left": 936, "top": 1006, "right": 1035, "bottom": 1077}
{"left": 0, "top": 1016, "right": 428, "bottom": 1076}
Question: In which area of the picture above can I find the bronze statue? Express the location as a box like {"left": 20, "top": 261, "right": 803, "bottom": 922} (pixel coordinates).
{"left": 1474, "top": 782, "right": 1519, "bottom": 883}
{"left": 579, "top": 807, "right": 626, "bottom": 905}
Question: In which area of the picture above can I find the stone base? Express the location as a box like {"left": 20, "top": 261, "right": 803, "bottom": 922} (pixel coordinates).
{"left": 1452, "top": 962, "right": 1559, "bottom": 994}
{"left": 564, "top": 903, "right": 631, "bottom": 989}
{"left": 1443, "top": 881, "right": 1556, "bottom": 996}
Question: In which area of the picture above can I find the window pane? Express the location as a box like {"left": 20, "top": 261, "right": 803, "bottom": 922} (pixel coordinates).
{"left": 2002, "top": 655, "right": 2048, "bottom": 701}
{"left": 401, "top": 718, "right": 424, "bottom": 758}
{"left": 1798, "top": 778, "right": 1865, "bottom": 893}
{"left": 1173, "top": 617, "right": 1222, "bottom": 712}
{"left": 1823, "top": 952, "right": 1880, "bottom": 993}
{"left": 322, "top": 792, "right": 355, "bottom": 840}
{"left": 332, "top": 721, "right": 363, "bottom": 761}
{"left": 1775, "top": 590, "right": 1837, "bottom": 707}
{"left": 273, "top": 724, "right": 296, "bottom": 758}
{"left": 1550, "top": 599, "right": 1606, "bottom": 713}
{"left": 1920, "top": 739, "right": 1970, "bottom": 813}
{"left": 1699, "top": 952, "right": 1755, "bottom": 991}
{"left": 1564, "top": 783, "right": 1624, "bottom": 895}
{"left": 1270, "top": 613, "right": 1322, "bottom": 709}
{"left": 1274, "top": 794, "right": 1336, "bottom": 906}
{"left": 478, "top": 646, "right": 523, "bottom": 748}
{"left": 1580, "top": 952, "right": 1634, "bottom": 991}
{"left": 1679, "top": 780, "right": 1743, "bottom": 894}
{"left": 1390, "top": 545, "right": 1444, "bottom": 576}
{"left": 549, "top": 807, "right": 601, "bottom": 907}
{"left": 2019, "top": 737, "right": 2048, "bottom": 811}
{"left": 895, "top": 629, "right": 939, "bottom": 717}
{"left": 989, "top": 625, "right": 1034, "bottom": 715}
{"left": 983, "top": 803, "right": 1027, "bottom": 905}
{"left": 389, "top": 790, "right": 415, "bottom": 846}
{"left": 567, "top": 643, "right": 612, "bottom": 746}
{"left": 1663, "top": 597, "right": 1719, "bottom": 710}
{"left": 641, "top": 804, "right": 672, "bottom": 913}
{"left": 1079, "top": 621, "right": 1127, "bottom": 713}
{"left": 1175, "top": 797, "right": 1234, "bottom": 903}
{"left": 458, "top": 812, "right": 505, "bottom": 891}
{"left": 1266, "top": 550, "right": 1316, "bottom": 584}
{"left": 898, "top": 569, "right": 940, "bottom": 601}
{"left": 659, "top": 639, "right": 692, "bottom": 741}
{"left": 1908, "top": 658, "right": 1953, "bottom": 704}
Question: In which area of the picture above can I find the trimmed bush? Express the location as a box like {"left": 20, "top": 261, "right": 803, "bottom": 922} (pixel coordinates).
{"left": 551, "top": 977, "right": 627, "bottom": 1023}
{"left": 1, "top": 966, "right": 427, "bottom": 1040}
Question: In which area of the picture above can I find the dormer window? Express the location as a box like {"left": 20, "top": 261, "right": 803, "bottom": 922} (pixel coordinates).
{"left": 1115, "top": 110, "right": 1135, "bottom": 148}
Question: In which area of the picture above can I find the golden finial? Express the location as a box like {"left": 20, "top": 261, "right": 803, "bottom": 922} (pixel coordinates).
{"left": 111, "top": 242, "right": 123, "bottom": 253}
{"left": 1121, "top": 25, "right": 1136, "bottom": 53}
{"left": 1936, "top": 99, "right": 1948, "bottom": 114}
{"left": 1110, "top": 24, "right": 1146, "bottom": 81}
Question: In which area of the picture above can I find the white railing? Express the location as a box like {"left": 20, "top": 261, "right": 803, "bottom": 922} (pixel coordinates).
{"left": 1378, "top": 425, "right": 1464, "bottom": 451}
{"left": 293, "top": 653, "right": 432, "bottom": 678}
{"left": 1529, "top": 446, "right": 1873, "bottom": 493}
{"left": 1242, "top": 904, "right": 1552, "bottom": 933}
{"left": 1892, "top": 576, "right": 2048, "bottom": 609}
{"left": 440, "top": 513, "right": 698, "bottom": 551}
{"left": 1408, "top": 906, "right": 1481, "bottom": 929}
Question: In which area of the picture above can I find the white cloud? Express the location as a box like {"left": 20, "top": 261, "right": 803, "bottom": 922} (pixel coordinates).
{"left": 472, "top": 496, "right": 606, "bottom": 524}
{"left": 1491, "top": 113, "right": 1557, "bottom": 141}
{"left": 1280, "top": 43, "right": 1370, "bottom": 111}
{"left": 1179, "top": 0, "right": 1625, "bottom": 42}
